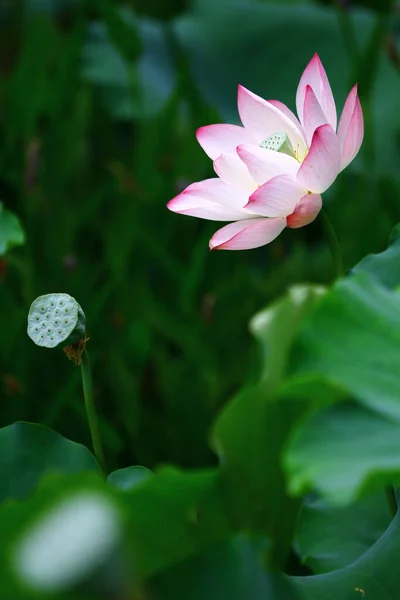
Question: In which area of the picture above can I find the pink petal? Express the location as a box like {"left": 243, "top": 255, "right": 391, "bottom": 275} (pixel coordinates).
{"left": 182, "top": 178, "right": 249, "bottom": 209}
{"left": 246, "top": 175, "right": 303, "bottom": 217}
{"left": 302, "top": 85, "right": 329, "bottom": 146}
{"left": 196, "top": 124, "right": 254, "bottom": 160}
{"left": 287, "top": 193, "right": 322, "bottom": 229}
{"left": 296, "top": 124, "right": 341, "bottom": 194}
{"left": 209, "top": 217, "right": 286, "bottom": 250}
{"left": 236, "top": 144, "right": 299, "bottom": 186}
{"left": 337, "top": 84, "right": 364, "bottom": 171}
{"left": 296, "top": 54, "right": 337, "bottom": 132}
{"left": 213, "top": 153, "right": 255, "bottom": 190}
{"left": 167, "top": 178, "right": 252, "bottom": 221}
{"left": 167, "top": 194, "right": 250, "bottom": 222}
{"left": 268, "top": 99, "right": 304, "bottom": 132}
{"left": 337, "top": 86, "right": 357, "bottom": 142}
{"left": 237, "top": 85, "right": 307, "bottom": 155}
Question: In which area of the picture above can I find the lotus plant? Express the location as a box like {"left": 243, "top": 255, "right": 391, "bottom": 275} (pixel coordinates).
{"left": 167, "top": 54, "right": 363, "bottom": 250}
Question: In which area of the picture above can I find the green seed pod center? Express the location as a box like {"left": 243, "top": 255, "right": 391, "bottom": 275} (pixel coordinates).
{"left": 260, "top": 132, "right": 295, "bottom": 158}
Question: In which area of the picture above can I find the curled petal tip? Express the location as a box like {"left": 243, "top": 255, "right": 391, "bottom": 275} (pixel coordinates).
{"left": 195, "top": 125, "right": 208, "bottom": 143}
{"left": 166, "top": 198, "right": 177, "bottom": 211}
{"left": 297, "top": 53, "right": 337, "bottom": 132}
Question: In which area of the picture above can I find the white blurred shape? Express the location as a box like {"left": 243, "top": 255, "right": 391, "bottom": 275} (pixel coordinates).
{"left": 13, "top": 491, "right": 121, "bottom": 592}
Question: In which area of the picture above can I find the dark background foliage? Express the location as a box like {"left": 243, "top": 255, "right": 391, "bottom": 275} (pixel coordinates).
{"left": 1, "top": 0, "right": 399, "bottom": 474}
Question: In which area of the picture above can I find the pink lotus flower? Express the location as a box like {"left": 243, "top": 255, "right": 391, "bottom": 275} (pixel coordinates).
{"left": 167, "top": 54, "right": 363, "bottom": 250}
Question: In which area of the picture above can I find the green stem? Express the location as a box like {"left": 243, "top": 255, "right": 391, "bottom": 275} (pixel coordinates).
{"left": 320, "top": 209, "right": 344, "bottom": 279}
{"left": 81, "top": 349, "right": 107, "bottom": 475}
{"left": 385, "top": 485, "right": 397, "bottom": 519}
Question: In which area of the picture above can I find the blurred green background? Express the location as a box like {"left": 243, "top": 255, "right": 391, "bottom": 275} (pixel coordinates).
{"left": 2, "top": 0, "right": 400, "bottom": 472}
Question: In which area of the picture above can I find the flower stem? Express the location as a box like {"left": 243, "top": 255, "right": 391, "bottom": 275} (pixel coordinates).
{"left": 81, "top": 349, "right": 107, "bottom": 475}
{"left": 320, "top": 209, "right": 344, "bottom": 279}
{"left": 385, "top": 485, "right": 397, "bottom": 519}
